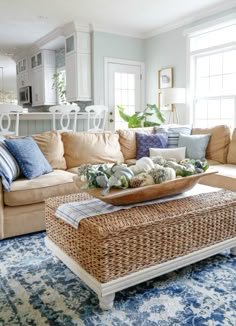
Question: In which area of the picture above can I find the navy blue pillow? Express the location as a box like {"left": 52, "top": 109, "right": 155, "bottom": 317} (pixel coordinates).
{"left": 4, "top": 137, "right": 52, "bottom": 179}
{"left": 136, "top": 132, "right": 168, "bottom": 159}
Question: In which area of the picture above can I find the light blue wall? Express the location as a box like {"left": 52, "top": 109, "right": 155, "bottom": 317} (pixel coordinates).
{"left": 145, "top": 8, "right": 236, "bottom": 123}
{"left": 92, "top": 31, "right": 145, "bottom": 104}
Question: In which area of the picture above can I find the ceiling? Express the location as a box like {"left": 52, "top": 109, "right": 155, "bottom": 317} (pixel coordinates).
{"left": 0, "top": 0, "right": 235, "bottom": 57}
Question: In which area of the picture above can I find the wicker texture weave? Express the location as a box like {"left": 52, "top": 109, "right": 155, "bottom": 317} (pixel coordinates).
{"left": 45, "top": 190, "right": 236, "bottom": 283}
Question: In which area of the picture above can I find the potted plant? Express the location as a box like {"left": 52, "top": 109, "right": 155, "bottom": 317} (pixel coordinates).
{"left": 117, "top": 104, "right": 165, "bottom": 128}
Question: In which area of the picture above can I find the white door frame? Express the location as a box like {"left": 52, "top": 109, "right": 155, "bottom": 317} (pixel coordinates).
{"left": 104, "top": 57, "right": 145, "bottom": 116}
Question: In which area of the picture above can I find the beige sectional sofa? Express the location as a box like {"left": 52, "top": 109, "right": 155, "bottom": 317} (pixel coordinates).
{"left": 0, "top": 124, "right": 235, "bottom": 239}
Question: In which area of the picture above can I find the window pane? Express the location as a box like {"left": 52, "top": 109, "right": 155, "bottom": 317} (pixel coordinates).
{"left": 197, "top": 56, "right": 209, "bottom": 77}
{"left": 197, "top": 77, "right": 209, "bottom": 96}
{"left": 208, "top": 99, "right": 220, "bottom": 119}
{"left": 195, "top": 100, "right": 207, "bottom": 119}
{"left": 221, "top": 99, "right": 234, "bottom": 119}
{"left": 209, "top": 53, "right": 222, "bottom": 75}
{"left": 115, "top": 89, "right": 122, "bottom": 105}
{"left": 121, "top": 74, "right": 127, "bottom": 89}
{"left": 121, "top": 90, "right": 128, "bottom": 105}
{"left": 209, "top": 76, "right": 222, "bottom": 92}
{"left": 223, "top": 74, "right": 236, "bottom": 92}
{"left": 128, "top": 90, "right": 135, "bottom": 106}
{"left": 128, "top": 74, "right": 135, "bottom": 89}
{"left": 195, "top": 120, "right": 208, "bottom": 128}
{"left": 223, "top": 50, "right": 236, "bottom": 73}
{"left": 115, "top": 73, "right": 121, "bottom": 89}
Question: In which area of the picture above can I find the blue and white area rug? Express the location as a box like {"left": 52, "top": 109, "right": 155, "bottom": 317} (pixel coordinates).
{"left": 0, "top": 232, "right": 236, "bottom": 326}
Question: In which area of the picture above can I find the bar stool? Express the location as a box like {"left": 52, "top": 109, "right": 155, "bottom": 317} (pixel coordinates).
{"left": 0, "top": 104, "right": 23, "bottom": 136}
{"left": 49, "top": 105, "right": 81, "bottom": 132}
{"left": 85, "top": 105, "right": 108, "bottom": 132}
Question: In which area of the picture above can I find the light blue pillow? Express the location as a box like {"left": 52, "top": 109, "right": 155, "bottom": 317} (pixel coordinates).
{"left": 4, "top": 137, "right": 53, "bottom": 179}
{"left": 0, "top": 137, "right": 21, "bottom": 191}
{"left": 178, "top": 133, "right": 211, "bottom": 160}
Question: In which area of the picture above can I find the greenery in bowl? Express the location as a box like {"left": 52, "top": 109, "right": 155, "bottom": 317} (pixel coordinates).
{"left": 117, "top": 103, "right": 166, "bottom": 128}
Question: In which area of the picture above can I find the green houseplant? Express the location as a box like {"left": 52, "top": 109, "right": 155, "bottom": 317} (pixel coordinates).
{"left": 117, "top": 104, "right": 165, "bottom": 128}
{"left": 52, "top": 72, "right": 66, "bottom": 104}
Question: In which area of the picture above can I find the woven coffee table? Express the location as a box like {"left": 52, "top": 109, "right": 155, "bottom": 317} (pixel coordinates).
{"left": 45, "top": 189, "right": 236, "bottom": 310}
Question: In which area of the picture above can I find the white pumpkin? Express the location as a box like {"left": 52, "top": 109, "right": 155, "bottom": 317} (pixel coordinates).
{"left": 136, "top": 157, "right": 155, "bottom": 171}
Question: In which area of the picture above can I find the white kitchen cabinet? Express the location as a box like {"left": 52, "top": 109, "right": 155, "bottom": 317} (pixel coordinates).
{"left": 17, "top": 72, "right": 29, "bottom": 88}
{"left": 31, "top": 67, "right": 56, "bottom": 106}
{"left": 65, "top": 32, "right": 92, "bottom": 102}
{"left": 31, "top": 50, "right": 56, "bottom": 107}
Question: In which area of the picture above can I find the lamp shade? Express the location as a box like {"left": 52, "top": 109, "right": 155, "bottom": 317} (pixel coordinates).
{"left": 161, "top": 88, "right": 186, "bottom": 106}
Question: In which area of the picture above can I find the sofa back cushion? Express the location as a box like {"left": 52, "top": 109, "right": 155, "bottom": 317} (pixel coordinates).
{"left": 6, "top": 130, "right": 67, "bottom": 170}
{"left": 62, "top": 132, "right": 124, "bottom": 168}
{"left": 227, "top": 128, "right": 236, "bottom": 164}
{"left": 117, "top": 127, "right": 154, "bottom": 161}
{"left": 32, "top": 131, "right": 66, "bottom": 170}
{"left": 192, "top": 125, "right": 231, "bottom": 163}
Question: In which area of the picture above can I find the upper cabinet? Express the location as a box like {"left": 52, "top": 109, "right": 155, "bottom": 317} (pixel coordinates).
{"left": 65, "top": 31, "right": 92, "bottom": 102}
{"left": 31, "top": 50, "right": 56, "bottom": 107}
{"left": 16, "top": 58, "right": 30, "bottom": 98}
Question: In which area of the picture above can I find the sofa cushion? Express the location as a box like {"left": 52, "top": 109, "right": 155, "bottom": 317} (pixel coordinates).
{"left": 118, "top": 127, "right": 154, "bottom": 160}
{"left": 227, "top": 128, "right": 236, "bottom": 164}
{"left": 136, "top": 132, "right": 168, "bottom": 159}
{"left": 4, "top": 137, "right": 53, "bottom": 179}
{"left": 155, "top": 124, "right": 192, "bottom": 148}
{"left": 150, "top": 147, "right": 186, "bottom": 162}
{"left": 32, "top": 130, "right": 67, "bottom": 170}
{"left": 6, "top": 130, "right": 67, "bottom": 170}
{"left": 178, "top": 133, "right": 211, "bottom": 160}
{"left": 200, "top": 164, "right": 236, "bottom": 192}
{"left": 0, "top": 137, "right": 21, "bottom": 191}
{"left": 192, "top": 125, "right": 231, "bottom": 164}
{"left": 62, "top": 132, "right": 124, "bottom": 169}
{"left": 4, "top": 170, "right": 78, "bottom": 206}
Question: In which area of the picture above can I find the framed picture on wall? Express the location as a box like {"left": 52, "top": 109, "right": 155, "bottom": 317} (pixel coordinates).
{"left": 158, "top": 67, "right": 173, "bottom": 110}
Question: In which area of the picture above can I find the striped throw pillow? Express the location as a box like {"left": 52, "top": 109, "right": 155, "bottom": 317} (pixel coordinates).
{"left": 155, "top": 124, "right": 192, "bottom": 148}
{"left": 0, "top": 137, "right": 21, "bottom": 191}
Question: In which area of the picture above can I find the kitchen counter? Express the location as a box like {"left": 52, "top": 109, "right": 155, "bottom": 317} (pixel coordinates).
{"left": 18, "top": 111, "right": 90, "bottom": 120}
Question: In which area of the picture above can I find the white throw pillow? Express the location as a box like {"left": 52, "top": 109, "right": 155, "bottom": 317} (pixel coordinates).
{"left": 149, "top": 147, "right": 186, "bottom": 162}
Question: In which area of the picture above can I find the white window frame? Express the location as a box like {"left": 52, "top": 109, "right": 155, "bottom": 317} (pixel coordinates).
{"left": 185, "top": 14, "right": 236, "bottom": 126}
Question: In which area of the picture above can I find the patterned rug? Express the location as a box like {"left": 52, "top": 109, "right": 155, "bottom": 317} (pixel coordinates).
{"left": 0, "top": 232, "right": 236, "bottom": 326}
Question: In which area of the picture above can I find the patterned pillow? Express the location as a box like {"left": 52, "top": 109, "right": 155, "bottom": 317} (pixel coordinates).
{"left": 136, "top": 132, "right": 168, "bottom": 159}
{"left": 5, "top": 137, "right": 53, "bottom": 180}
{"left": 155, "top": 124, "right": 192, "bottom": 148}
{"left": 0, "top": 137, "right": 21, "bottom": 191}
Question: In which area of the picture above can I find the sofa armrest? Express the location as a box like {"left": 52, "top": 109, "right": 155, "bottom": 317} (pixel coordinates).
{"left": 0, "top": 180, "right": 4, "bottom": 239}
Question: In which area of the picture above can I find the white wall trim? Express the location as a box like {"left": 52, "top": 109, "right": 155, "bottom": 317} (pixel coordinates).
{"left": 144, "top": 1, "right": 236, "bottom": 38}
{"left": 183, "top": 12, "right": 236, "bottom": 37}
{"left": 92, "top": 25, "right": 144, "bottom": 39}
{"left": 104, "top": 57, "right": 145, "bottom": 115}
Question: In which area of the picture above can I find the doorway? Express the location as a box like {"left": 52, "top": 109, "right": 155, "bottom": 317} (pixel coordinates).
{"left": 104, "top": 58, "right": 144, "bottom": 131}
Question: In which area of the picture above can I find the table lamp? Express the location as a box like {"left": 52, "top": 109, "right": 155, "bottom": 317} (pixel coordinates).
{"left": 161, "top": 88, "right": 186, "bottom": 124}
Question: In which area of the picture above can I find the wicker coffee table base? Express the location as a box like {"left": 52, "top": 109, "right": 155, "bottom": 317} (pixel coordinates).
{"left": 45, "top": 190, "right": 236, "bottom": 310}
{"left": 45, "top": 237, "right": 236, "bottom": 310}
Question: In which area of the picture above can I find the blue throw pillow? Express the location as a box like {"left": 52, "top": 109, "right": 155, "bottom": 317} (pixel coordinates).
{"left": 136, "top": 132, "right": 168, "bottom": 159}
{"left": 178, "top": 133, "right": 211, "bottom": 160}
{"left": 4, "top": 137, "right": 53, "bottom": 179}
{"left": 0, "top": 137, "right": 21, "bottom": 191}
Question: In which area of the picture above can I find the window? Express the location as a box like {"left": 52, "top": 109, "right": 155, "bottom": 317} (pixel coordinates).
{"left": 114, "top": 72, "right": 136, "bottom": 129}
{"left": 189, "top": 21, "right": 236, "bottom": 128}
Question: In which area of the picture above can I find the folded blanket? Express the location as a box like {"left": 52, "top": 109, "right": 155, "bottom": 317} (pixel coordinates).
{"left": 55, "top": 184, "right": 219, "bottom": 228}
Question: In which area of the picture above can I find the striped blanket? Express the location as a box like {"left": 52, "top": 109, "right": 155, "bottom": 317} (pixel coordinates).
{"left": 55, "top": 184, "right": 218, "bottom": 228}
